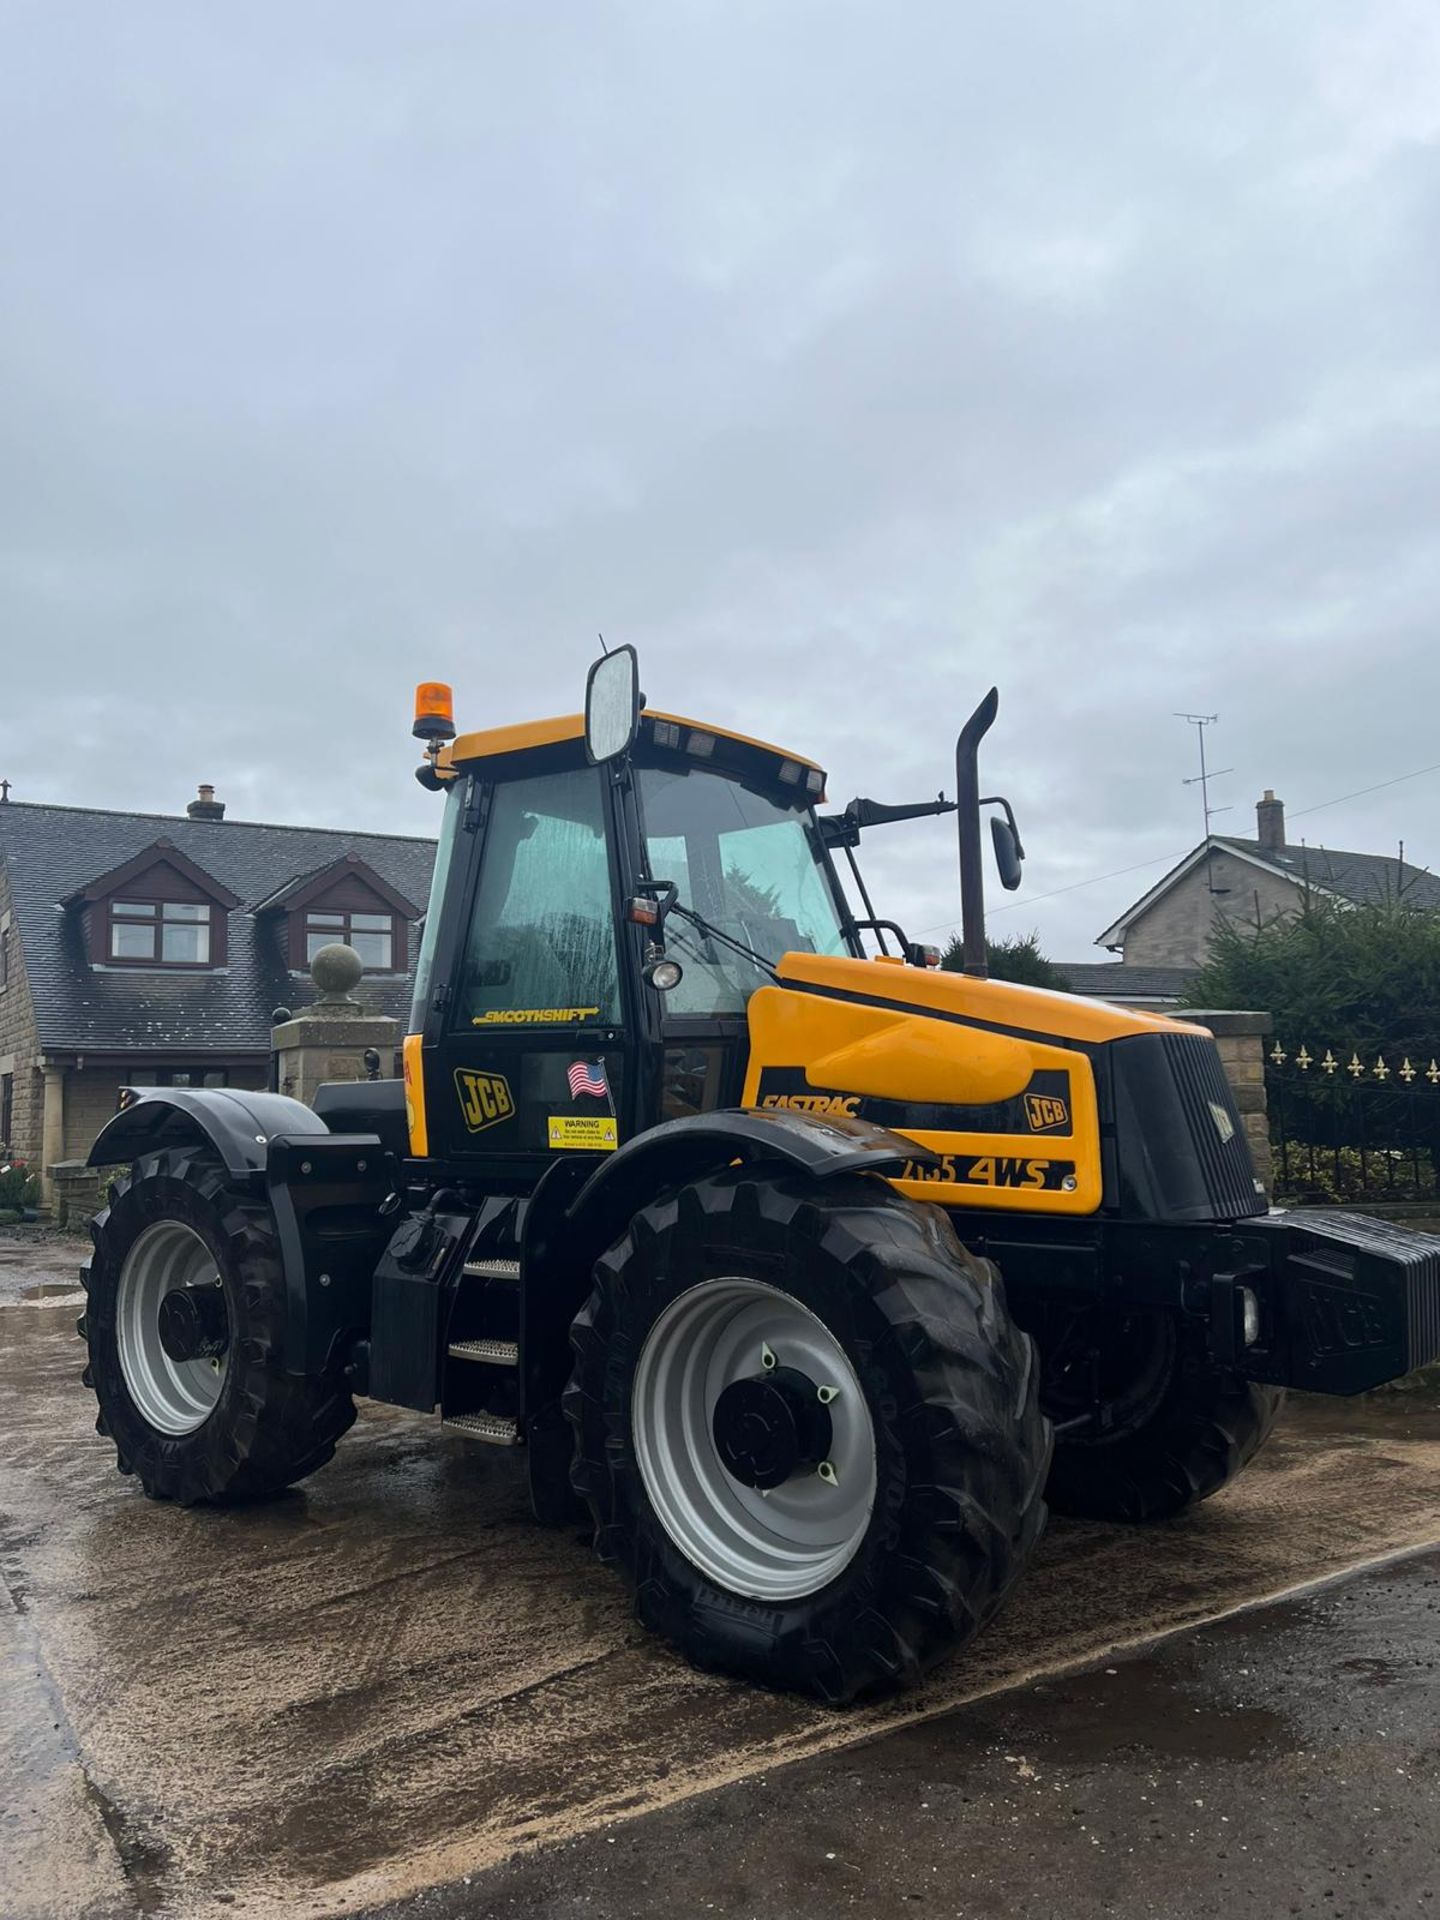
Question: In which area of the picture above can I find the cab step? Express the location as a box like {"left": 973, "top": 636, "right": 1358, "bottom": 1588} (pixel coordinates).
{"left": 463, "top": 1257, "right": 520, "bottom": 1280}
{"left": 443, "top": 1411, "right": 520, "bottom": 1446}
{"left": 448, "top": 1338, "right": 519, "bottom": 1367}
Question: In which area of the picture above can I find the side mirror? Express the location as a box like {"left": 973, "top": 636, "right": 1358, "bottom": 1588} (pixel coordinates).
{"left": 585, "top": 645, "right": 640, "bottom": 765}
{"left": 990, "top": 813, "right": 1023, "bottom": 891}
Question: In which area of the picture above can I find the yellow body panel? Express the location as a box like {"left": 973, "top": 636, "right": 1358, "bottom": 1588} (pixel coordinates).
{"left": 751, "top": 988, "right": 1037, "bottom": 1109}
{"left": 443, "top": 709, "right": 824, "bottom": 774}
{"left": 403, "top": 1032, "right": 428, "bottom": 1159}
{"left": 442, "top": 713, "right": 587, "bottom": 764}
{"left": 774, "top": 951, "right": 1203, "bottom": 1045}
{"left": 739, "top": 951, "right": 1182, "bottom": 1216}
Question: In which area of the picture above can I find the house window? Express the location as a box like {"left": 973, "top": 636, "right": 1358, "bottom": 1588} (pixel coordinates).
{"left": 305, "top": 909, "right": 395, "bottom": 971}
{"left": 125, "top": 1067, "right": 229, "bottom": 1088}
{"left": 1, "top": 1073, "right": 13, "bottom": 1149}
{"left": 108, "top": 900, "right": 212, "bottom": 965}
{"left": 0, "top": 920, "right": 8, "bottom": 991}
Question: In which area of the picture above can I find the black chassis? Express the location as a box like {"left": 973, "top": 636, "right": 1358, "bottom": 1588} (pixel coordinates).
{"left": 968, "top": 1207, "right": 1440, "bottom": 1398}
{"left": 87, "top": 1085, "right": 940, "bottom": 1414}
{"left": 89, "top": 1087, "right": 1440, "bottom": 1444}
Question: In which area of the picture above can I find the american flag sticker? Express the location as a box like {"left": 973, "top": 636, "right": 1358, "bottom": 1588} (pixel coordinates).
{"left": 567, "top": 1060, "right": 610, "bottom": 1100}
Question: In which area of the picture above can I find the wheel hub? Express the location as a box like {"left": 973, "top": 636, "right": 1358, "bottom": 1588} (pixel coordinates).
{"left": 711, "top": 1366, "right": 833, "bottom": 1490}
{"left": 157, "top": 1285, "right": 228, "bottom": 1364}
{"left": 116, "top": 1220, "right": 231, "bottom": 1435}
{"left": 630, "top": 1276, "right": 877, "bottom": 1602}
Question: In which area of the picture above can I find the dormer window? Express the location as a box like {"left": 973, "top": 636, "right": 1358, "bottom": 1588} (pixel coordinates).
{"left": 304, "top": 909, "right": 395, "bottom": 971}
{"left": 63, "top": 838, "right": 239, "bottom": 972}
{"left": 109, "top": 899, "right": 213, "bottom": 966}
{"left": 250, "top": 852, "right": 419, "bottom": 978}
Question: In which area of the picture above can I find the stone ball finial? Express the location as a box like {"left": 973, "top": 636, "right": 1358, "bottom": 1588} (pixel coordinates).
{"left": 310, "top": 942, "right": 364, "bottom": 1002}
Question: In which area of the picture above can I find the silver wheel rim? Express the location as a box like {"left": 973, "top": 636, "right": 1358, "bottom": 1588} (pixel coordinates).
{"left": 116, "top": 1221, "right": 229, "bottom": 1435}
{"left": 631, "top": 1278, "right": 877, "bottom": 1602}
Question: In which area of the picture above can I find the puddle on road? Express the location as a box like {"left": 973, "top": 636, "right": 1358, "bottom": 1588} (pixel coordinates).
{"left": 4, "top": 1298, "right": 1440, "bottom": 1920}
{"left": 20, "top": 1281, "right": 85, "bottom": 1301}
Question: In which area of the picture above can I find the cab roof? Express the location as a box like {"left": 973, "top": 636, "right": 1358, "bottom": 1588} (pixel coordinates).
{"left": 442, "top": 710, "right": 824, "bottom": 776}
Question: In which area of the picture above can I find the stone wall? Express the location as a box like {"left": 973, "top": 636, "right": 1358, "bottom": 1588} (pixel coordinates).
{"left": 0, "top": 861, "right": 42, "bottom": 1164}
{"left": 1123, "top": 849, "right": 1304, "bottom": 968}
{"left": 1184, "top": 1009, "right": 1274, "bottom": 1193}
{"left": 59, "top": 1064, "right": 268, "bottom": 1163}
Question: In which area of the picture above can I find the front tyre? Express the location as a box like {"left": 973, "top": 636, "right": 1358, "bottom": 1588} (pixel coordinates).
{"left": 564, "top": 1170, "right": 1050, "bottom": 1704}
{"left": 81, "top": 1147, "right": 355, "bottom": 1504}
{"left": 1033, "top": 1304, "right": 1284, "bottom": 1522}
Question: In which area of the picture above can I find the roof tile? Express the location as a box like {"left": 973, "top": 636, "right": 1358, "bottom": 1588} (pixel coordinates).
{"left": 0, "top": 801, "right": 436, "bottom": 1053}
{"left": 1215, "top": 837, "right": 1440, "bottom": 911}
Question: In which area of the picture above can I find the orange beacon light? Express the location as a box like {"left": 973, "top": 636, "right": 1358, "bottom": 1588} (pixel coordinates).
{"left": 413, "top": 682, "right": 456, "bottom": 743}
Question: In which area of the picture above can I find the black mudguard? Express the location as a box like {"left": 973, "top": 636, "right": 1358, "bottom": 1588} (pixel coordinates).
{"left": 88, "top": 1086, "right": 329, "bottom": 1176}
{"left": 564, "top": 1107, "right": 929, "bottom": 1252}
{"left": 88, "top": 1086, "right": 392, "bottom": 1378}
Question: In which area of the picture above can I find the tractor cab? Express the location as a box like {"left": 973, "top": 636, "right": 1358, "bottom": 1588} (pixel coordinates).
{"left": 405, "top": 651, "right": 860, "bottom": 1178}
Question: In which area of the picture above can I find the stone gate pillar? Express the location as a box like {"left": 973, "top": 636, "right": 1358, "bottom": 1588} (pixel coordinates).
{"left": 271, "top": 945, "right": 400, "bottom": 1108}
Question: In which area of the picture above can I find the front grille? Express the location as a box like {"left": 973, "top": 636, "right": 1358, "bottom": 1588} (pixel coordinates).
{"left": 1161, "top": 1031, "right": 1265, "bottom": 1221}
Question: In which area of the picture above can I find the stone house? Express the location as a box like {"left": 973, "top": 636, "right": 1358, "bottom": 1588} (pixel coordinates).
{"left": 0, "top": 784, "right": 435, "bottom": 1196}
{"left": 1059, "top": 790, "right": 1440, "bottom": 1006}
{"left": 1052, "top": 962, "right": 1200, "bottom": 1010}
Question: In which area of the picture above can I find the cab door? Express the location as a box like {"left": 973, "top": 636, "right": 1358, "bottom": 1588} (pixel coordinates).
{"left": 424, "top": 760, "right": 636, "bottom": 1184}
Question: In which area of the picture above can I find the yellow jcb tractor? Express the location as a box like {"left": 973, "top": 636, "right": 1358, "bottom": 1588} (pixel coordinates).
{"left": 79, "top": 648, "right": 1440, "bottom": 1702}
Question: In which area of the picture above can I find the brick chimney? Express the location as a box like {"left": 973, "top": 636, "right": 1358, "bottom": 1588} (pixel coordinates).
{"left": 187, "top": 783, "right": 226, "bottom": 822}
{"left": 1256, "top": 789, "right": 1285, "bottom": 853}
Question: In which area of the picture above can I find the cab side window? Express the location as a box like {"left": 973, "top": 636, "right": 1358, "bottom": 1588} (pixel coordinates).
{"left": 459, "top": 769, "right": 621, "bottom": 1025}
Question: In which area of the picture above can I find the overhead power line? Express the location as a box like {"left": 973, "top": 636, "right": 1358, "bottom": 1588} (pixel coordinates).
{"left": 1288, "top": 761, "right": 1440, "bottom": 821}
{"left": 985, "top": 849, "right": 1186, "bottom": 918}
{"left": 913, "top": 754, "right": 1440, "bottom": 938}
{"left": 917, "top": 847, "right": 1188, "bottom": 934}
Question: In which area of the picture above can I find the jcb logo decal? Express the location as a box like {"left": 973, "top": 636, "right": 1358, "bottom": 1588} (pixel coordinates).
{"left": 455, "top": 1068, "right": 515, "bottom": 1133}
{"left": 1024, "top": 1092, "right": 1070, "bottom": 1134}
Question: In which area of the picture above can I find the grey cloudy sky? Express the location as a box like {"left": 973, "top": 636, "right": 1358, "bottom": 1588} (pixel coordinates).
{"left": 3, "top": 1, "right": 1439, "bottom": 959}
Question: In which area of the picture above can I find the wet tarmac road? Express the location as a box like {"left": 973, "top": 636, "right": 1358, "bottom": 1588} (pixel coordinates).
{"left": 4, "top": 1234, "right": 1440, "bottom": 1919}
{"left": 410, "top": 1549, "right": 1440, "bottom": 1920}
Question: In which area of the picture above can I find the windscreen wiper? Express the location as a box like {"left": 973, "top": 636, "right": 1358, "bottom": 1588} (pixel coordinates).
{"left": 667, "top": 901, "right": 778, "bottom": 981}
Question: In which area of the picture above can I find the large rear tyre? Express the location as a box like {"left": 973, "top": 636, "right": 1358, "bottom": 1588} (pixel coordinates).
{"left": 564, "top": 1169, "right": 1050, "bottom": 1704}
{"left": 1033, "top": 1304, "right": 1284, "bottom": 1523}
{"left": 81, "top": 1147, "right": 355, "bottom": 1504}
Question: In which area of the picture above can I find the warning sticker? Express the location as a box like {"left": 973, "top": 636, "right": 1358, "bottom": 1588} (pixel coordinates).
{"left": 548, "top": 1114, "right": 618, "bottom": 1152}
